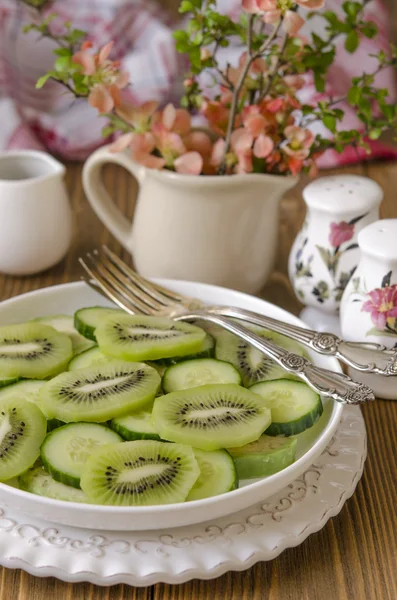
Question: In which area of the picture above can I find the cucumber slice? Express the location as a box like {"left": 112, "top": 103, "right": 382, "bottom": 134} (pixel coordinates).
{"left": 187, "top": 448, "right": 237, "bottom": 501}
{"left": 228, "top": 435, "right": 297, "bottom": 479}
{"left": 162, "top": 358, "right": 242, "bottom": 393}
{"left": 20, "top": 465, "right": 90, "bottom": 503}
{"left": 0, "top": 380, "right": 45, "bottom": 405}
{"left": 250, "top": 379, "right": 323, "bottom": 436}
{"left": 0, "top": 377, "right": 20, "bottom": 389}
{"left": 41, "top": 422, "right": 123, "bottom": 488}
{"left": 74, "top": 307, "right": 125, "bottom": 341}
{"left": 68, "top": 346, "right": 112, "bottom": 371}
{"left": 110, "top": 407, "right": 161, "bottom": 441}
{"left": 155, "top": 334, "right": 215, "bottom": 366}
{"left": 33, "top": 315, "right": 95, "bottom": 355}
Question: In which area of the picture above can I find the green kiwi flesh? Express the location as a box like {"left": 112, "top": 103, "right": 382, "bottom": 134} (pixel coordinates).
{"left": 95, "top": 314, "right": 206, "bottom": 361}
{"left": 0, "top": 396, "right": 47, "bottom": 480}
{"left": 152, "top": 384, "right": 271, "bottom": 451}
{"left": 215, "top": 326, "right": 306, "bottom": 387}
{"left": 80, "top": 440, "right": 200, "bottom": 506}
{"left": 0, "top": 323, "right": 73, "bottom": 379}
{"left": 39, "top": 362, "right": 161, "bottom": 423}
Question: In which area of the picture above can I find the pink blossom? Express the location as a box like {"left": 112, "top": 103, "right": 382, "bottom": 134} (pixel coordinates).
{"left": 283, "top": 74, "right": 305, "bottom": 91}
{"left": 116, "top": 101, "right": 158, "bottom": 132}
{"left": 160, "top": 104, "right": 191, "bottom": 136}
{"left": 242, "top": 0, "right": 278, "bottom": 13}
{"left": 264, "top": 9, "right": 281, "bottom": 24}
{"left": 283, "top": 11, "right": 305, "bottom": 35}
{"left": 202, "top": 100, "right": 232, "bottom": 136}
{"left": 211, "top": 129, "right": 254, "bottom": 174}
{"left": 88, "top": 84, "right": 121, "bottom": 113}
{"left": 296, "top": 0, "right": 325, "bottom": 8}
{"left": 174, "top": 152, "right": 203, "bottom": 175}
{"left": 361, "top": 285, "right": 397, "bottom": 331}
{"left": 283, "top": 125, "right": 314, "bottom": 160}
{"left": 253, "top": 134, "right": 274, "bottom": 158}
{"left": 109, "top": 131, "right": 166, "bottom": 170}
{"left": 329, "top": 221, "right": 354, "bottom": 247}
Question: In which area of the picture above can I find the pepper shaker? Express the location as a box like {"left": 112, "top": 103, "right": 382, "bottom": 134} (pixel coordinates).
{"left": 288, "top": 175, "right": 383, "bottom": 334}
{"left": 340, "top": 219, "right": 397, "bottom": 399}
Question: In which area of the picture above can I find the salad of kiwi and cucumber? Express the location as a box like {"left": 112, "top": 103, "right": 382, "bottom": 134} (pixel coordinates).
{"left": 0, "top": 307, "right": 323, "bottom": 507}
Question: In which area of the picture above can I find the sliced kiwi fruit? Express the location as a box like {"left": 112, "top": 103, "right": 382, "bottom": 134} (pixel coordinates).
{"left": 39, "top": 361, "right": 161, "bottom": 423}
{"left": 20, "top": 464, "right": 90, "bottom": 503}
{"left": 0, "top": 323, "right": 73, "bottom": 379}
{"left": 228, "top": 435, "right": 297, "bottom": 480}
{"left": 95, "top": 314, "right": 206, "bottom": 362}
{"left": 80, "top": 440, "right": 200, "bottom": 506}
{"left": 215, "top": 326, "right": 306, "bottom": 387}
{"left": 0, "top": 396, "right": 47, "bottom": 481}
{"left": 32, "top": 315, "right": 95, "bottom": 355}
{"left": 152, "top": 384, "right": 271, "bottom": 451}
{"left": 74, "top": 307, "right": 126, "bottom": 341}
{"left": 154, "top": 333, "right": 215, "bottom": 367}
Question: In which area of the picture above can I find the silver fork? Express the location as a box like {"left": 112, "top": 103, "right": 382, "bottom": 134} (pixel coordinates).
{"left": 79, "top": 247, "right": 375, "bottom": 405}
{"left": 81, "top": 248, "right": 396, "bottom": 378}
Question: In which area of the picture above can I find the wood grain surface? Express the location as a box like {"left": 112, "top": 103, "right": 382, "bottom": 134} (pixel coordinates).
{"left": 0, "top": 160, "right": 396, "bottom": 599}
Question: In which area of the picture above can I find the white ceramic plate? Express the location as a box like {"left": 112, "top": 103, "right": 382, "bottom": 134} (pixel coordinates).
{"left": 0, "top": 280, "right": 343, "bottom": 531}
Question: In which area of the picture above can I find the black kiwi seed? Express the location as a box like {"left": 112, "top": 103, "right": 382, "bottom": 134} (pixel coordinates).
{"left": 112, "top": 321, "right": 185, "bottom": 343}
{"left": 0, "top": 337, "right": 54, "bottom": 361}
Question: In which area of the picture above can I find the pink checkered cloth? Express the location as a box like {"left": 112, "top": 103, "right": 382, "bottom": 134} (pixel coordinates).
{"left": 0, "top": 0, "right": 396, "bottom": 167}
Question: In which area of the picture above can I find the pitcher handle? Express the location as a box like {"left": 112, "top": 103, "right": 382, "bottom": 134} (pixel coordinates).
{"left": 82, "top": 144, "right": 146, "bottom": 249}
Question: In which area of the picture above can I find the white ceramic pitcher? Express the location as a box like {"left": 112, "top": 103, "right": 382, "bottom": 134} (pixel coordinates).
{"left": 0, "top": 151, "right": 72, "bottom": 276}
{"left": 82, "top": 145, "right": 297, "bottom": 294}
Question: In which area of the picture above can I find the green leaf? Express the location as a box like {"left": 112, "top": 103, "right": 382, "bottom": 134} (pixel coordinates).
{"left": 35, "top": 73, "right": 53, "bottom": 89}
{"left": 345, "top": 30, "right": 359, "bottom": 53}
{"left": 53, "top": 48, "right": 73, "bottom": 57}
{"left": 323, "top": 115, "right": 337, "bottom": 132}
{"left": 342, "top": 1, "right": 362, "bottom": 19}
{"left": 314, "top": 71, "right": 326, "bottom": 92}
{"left": 54, "top": 56, "right": 71, "bottom": 72}
{"left": 173, "top": 30, "right": 189, "bottom": 42}
{"left": 361, "top": 21, "right": 378, "bottom": 39}
{"left": 366, "top": 327, "right": 397, "bottom": 338}
{"left": 369, "top": 128, "right": 382, "bottom": 140}
{"left": 347, "top": 86, "right": 361, "bottom": 105}
{"left": 179, "top": 0, "right": 194, "bottom": 13}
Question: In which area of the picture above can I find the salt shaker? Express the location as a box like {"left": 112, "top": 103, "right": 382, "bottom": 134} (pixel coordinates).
{"left": 288, "top": 175, "right": 383, "bottom": 334}
{"left": 340, "top": 219, "right": 397, "bottom": 399}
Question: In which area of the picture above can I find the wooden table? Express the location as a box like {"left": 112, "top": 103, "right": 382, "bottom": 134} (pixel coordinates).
{"left": 0, "top": 160, "right": 396, "bottom": 600}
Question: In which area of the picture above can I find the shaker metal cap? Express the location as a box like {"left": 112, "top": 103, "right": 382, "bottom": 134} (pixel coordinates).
{"left": 358, "top": 219, "right": 397, "bottom": 259}
{"left": 303, "top": 175, "right": 383, "bottom": 214}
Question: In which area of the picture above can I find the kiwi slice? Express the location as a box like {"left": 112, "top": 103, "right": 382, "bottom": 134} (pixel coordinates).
{"left": 96, "top": 314, "right": 206, "bottom": 362}
{"left": 0, "top": 396, "right": 47, "bottom": 481}
{"left": 152, "top": 384, "right": 271, "bottom": 451}
{"left": 39, "top": 361, "right": 161, "bottom": 423}
{"left": 74, "top": 307, "right": 126, "bottom": 341}
{"left": 0, "top": 322, "right": 73, "bottom": 379}
{"left": 228, "top": 435, "right": 297, "bottom": 479}
{"left": 20, "top": 464, "right": 90, "bottom": 503}
{"left": 154, "top": 333, "right": 215, "bottom": 367}
{"left": 32, "top": 315, "right": 96, "bottom": 355}
{"left": 80, "top": 440, "right": 200, "bottom": 506}
{"left": 215, "top": 327, "right": 306, "bottom": 387}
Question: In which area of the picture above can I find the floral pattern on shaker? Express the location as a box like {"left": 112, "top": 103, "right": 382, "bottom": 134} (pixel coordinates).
{"left": 361, "top": 271, "right": 397, "bottom": 336}
{"left": 293, "top": 213, "right": 366, "bottom": 305}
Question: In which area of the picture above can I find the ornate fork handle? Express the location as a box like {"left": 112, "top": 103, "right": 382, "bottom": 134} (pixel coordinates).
{"left": 208, "top": 306, "right": 397, "bottom": 377}
{"left": 176, "top": 311, "right": 375, "bottom": 405}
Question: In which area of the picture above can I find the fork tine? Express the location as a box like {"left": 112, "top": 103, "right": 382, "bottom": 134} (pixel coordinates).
{"left": 83, "top": 254, "right": 157, "bottom": 315}
{"left": 79, "top": 258, "right": 151, "bottom": 315}
{"left": 102, "top": 246, "right": 184, "bottom": 304}
{"left": 94, "top": 250, "right": 166, "bottom": 311}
